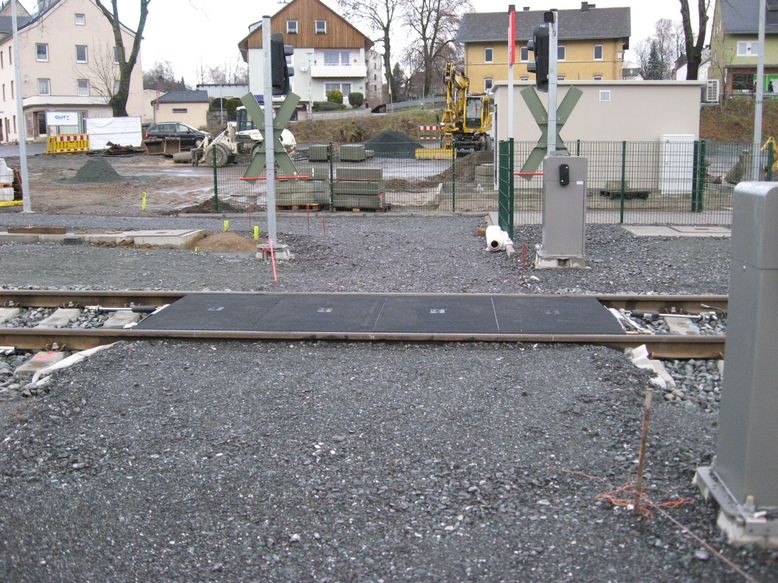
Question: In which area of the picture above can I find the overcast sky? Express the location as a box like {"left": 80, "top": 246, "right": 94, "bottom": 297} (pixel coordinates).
{"left": 20, "top": 0, "right": 705, "bottom": 84}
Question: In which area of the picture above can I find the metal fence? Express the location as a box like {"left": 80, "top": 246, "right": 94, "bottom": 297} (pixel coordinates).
{"left": 205, "top": 140, "right": 772, "bottom": 225}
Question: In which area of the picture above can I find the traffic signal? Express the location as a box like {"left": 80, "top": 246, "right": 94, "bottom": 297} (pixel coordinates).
{"left": 526, "top": 25, "right": 549, "bottom": 92}
{"left": 270, "top": 33, "right": 294, "bottom": 95}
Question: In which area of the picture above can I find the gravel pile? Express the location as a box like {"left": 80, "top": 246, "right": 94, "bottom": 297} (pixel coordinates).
{"left": 365, "top": 130, "right": 422, "bottom": 158}
{"left": 61, "top": 157, "right": 124, "bottom": 183}
{"left": 1, "top": 213, "right": 772, "bottom": 580}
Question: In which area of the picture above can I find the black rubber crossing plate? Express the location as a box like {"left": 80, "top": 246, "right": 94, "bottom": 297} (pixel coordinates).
{"left": 374, "top": 296, "right": 498, "bottom": 334}
{"left": 492, "top": 296, "right": 624, "bottom": 335}
{"left": 137, "top": 293, "right": 625, "bottom": 336}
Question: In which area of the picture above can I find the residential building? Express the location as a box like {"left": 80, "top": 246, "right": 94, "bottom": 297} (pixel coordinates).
{"left": 709, "top": 0, "right": 778, "bottom": 98}
{"left": 237, "top": 0, "right": 373, "bottom": 106}
{"left": 150, "top": 90, "right": 209, "bottom": 129}
{"left": 0, "top": 0, "right": 143, "bottom": 143}
{"left": 456, "top": 2, "right": 631, "bottom": 93}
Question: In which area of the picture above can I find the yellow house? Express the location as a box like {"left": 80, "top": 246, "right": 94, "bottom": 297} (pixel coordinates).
{"left": 457, "top": 2, "right": 631, "bottom": 92}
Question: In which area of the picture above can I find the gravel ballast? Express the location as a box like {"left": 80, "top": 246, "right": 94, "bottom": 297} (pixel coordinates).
{"left": 2, "top": 213, "right": 775, "bottom": 580}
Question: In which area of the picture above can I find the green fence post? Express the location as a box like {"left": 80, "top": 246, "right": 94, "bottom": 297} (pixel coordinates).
{"left": 768, "top": 142, "right": 774, "bottom": 182}
{"left": 692, "top": 140, "right": 700, "bottom": 212}
{"left": 619, "top": 141, "right": 626, "bottom": 224}
{"left": 509, "top": 138, "right": 514, "bottom": 240}
{"left": 576, "top": 139, "right": 581, "bottom": 157}
{"left": 212, "top": 144, "right": 220, "bottom": 213}
{"left": 328, "top": 142, "right": 334, "bottom": 210}
{"left": 451, "top": 146, "right": 456, "bottom": 212}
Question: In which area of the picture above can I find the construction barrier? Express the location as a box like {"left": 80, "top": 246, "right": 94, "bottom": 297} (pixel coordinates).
{"left": 418, "top": 124, "right": 442, "bottom": 143}
{"left": 46, "top": 134, "right": 90, "bottom": 154}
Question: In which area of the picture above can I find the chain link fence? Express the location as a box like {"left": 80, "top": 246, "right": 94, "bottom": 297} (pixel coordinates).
{"left": 204, "top": 140, "right": 771, "bottom": 225}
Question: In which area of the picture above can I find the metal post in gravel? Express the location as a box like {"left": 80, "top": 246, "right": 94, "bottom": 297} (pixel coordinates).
{"left": 619, "top": 141, "right": 626, "bottom": 224}
{"left": 212, "top": 144, "right": 220, "bottom": 213}
{"left": 328, "top": 142, "right": 334, "bottom": 210}
{"left": 633, "top": 386, "right": 653, "bottom": 515}
{"left": 452, "top": 146, "right": 456, "bottom": 212}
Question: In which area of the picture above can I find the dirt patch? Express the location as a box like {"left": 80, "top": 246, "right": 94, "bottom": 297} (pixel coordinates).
{"left": 177, "top": 198, "right": 246, "bottom": 214}
{"left": 191, "top": 231, "right": 259, "bottom": 253}
{"left": 430, "top": 151, "right": 492, "bottom": 182}
{"left": 366, "top": 131, "right": 423, "bottom": 159}
{"left": 61, "top": 157, "right": 125, "bottom": 183}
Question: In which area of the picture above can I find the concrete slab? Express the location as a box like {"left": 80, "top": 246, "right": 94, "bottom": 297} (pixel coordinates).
{"left": 103, "top": 311, "right": 142, "bottom": 329}
{"left": 14, "top": 351, "right": 67, "bottom": 379}
{"left": 0, "top": 233, "right": 41, "bottom": 243}
{"left": 81, "top": 233, "right": 132, "bottom": 245}
{"left": 126, "top": 230, "right": 206, "bottom": 248}
{"left": 624, "top": 225, "right": 731, "bottom": 237}
{"left": 664, "top": 316, "right": 701, "bottom": 335}
{"left": 36, "top": 308, "right": 81, "bottom": 328}
{"left": 0, "top": 307, "right": 21, "bottom": 323}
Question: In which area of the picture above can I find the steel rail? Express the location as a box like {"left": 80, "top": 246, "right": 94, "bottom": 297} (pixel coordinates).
{"left": 0, "top": 290, "right": 729, "bottom": 313}
{"left": 0, "top": 328, "right": 725, "bottom": 359}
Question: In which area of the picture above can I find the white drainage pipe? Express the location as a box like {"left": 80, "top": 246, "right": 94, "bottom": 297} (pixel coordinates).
{"left": 485, "top": 225, "right": 512, "bottom": 252}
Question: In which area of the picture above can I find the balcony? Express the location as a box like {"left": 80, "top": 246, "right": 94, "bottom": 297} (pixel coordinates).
{"left": 309, "top": 64, "right": 367, "bottom": 78}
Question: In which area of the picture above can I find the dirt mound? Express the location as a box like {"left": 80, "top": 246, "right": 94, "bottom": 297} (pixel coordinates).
{"left": 177, "top": 198, "right": 246, "bottom": 213}
{"left": 192, "top": 232, "right": 259, "bottom": 252}
{"left": 63, "top": 157, "right": 124, "bottom": 183}
{"left": 430, "top": 151, "right": 492, "bottom": 182}
{"left": 366, "top": 130, "right": 422, "bottom": 159}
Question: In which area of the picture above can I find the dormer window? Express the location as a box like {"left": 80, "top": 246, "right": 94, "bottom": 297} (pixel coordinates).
{"left": 315, "top": 19, "right": 326, "bottom": 34}
{"left": 287, "top": 20, "right": 298, "bottom": 34}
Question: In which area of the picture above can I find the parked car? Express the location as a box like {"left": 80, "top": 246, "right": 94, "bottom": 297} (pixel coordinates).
{"left": 144, "top": 122, "right": 210, "bottom": 149}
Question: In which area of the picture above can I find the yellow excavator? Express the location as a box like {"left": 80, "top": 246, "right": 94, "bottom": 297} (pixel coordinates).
{"left": 417, "top": 63, "right": 493, "bottom": 159}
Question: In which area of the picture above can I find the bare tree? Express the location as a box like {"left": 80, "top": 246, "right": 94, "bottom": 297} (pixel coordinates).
{"left": 635, "top": 18, "right": 683, "bottom": 79}
{"left": 339, "top": 0, "right": 400, "bottom": 102}
{"left": 87, "top": 45, "right": 121, "bottom": 101}
{"left": 679, "top": 0, "right": 711, "bottom": 80}
{"left": 403, "top": 0, "right": 470, "bottom": 97}
{"left": 96, "top": 0, "right": 151, "bottom": 116}
{"left": 143, "top": 61, "right": 187, "bottom": 91}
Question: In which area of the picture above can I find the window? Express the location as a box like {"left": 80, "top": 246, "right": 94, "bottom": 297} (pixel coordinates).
{"left": 520, "top": 46, "right": 529, "bottom": 62}
{"left": 173, "top": 108, "right": 188, "bottom": 114}
{"left": 287, "top": 20, "right": 298, "bottom": 34}
{"left": 557, "top": 75, "right": 565, "bottom": 81}
{"left": 10, "top": 80, "right": 13, "bottom": 99}
{"left": 519, "top": 75, "right": 530, "bottom": 81}
{"left": 599, "top": 89, "right": 611, "bottom": 102}
{"left": 36, "top": 43, "right": 48, "bottom": 61}
{"left": 77, "top": 79, "right": 89, "bottom": 96}
{"left": 325, "top": 82, "right": 350, "bottom": 96}
{"left": 76, "top": 45, "right": 88, "bottom": 63}
{"left": 114, "top": 79, "right": 120, "bottom": 93}
{"left": 484, "top": 78, "right": 493, "bottom": 91}
{"left": 732, "top": 73, "right": 755, "bottom": 92}
{"left": 557, "top": 46, "right": 566, "bottom": 61}
{"left": 323, "top": 50, "right": 350, "bottom": 65}
{"left": 75, "top": 13, "right": 85, "bottom": 25}
{"left": 593, "top": 75, "right": 603, "bottom": 81}
{"left": 737, "top": 40, "right": 760, "bottom": 56}
{"left": 594, "top": 44, "right": 603, "bottom": 60}
{"left": 113, "top": 46, "right": 121, "bottom": 63}
{"left": 484, "top": 47, "right": 493, "bottom": 63}
{"left": 8, "top": 47, "right": 12, "bottom": 66}
{"left": 38, "top": 78, "right": 51, "bottom": 95}
{"left": 315, "top": 19, "right": 326, "bottom": 34}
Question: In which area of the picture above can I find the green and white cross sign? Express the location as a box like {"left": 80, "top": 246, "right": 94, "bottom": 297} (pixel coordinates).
{"left": 240, "top": 92, "right": 300, "bottom": 179}
{"left": 519, "top": 85, "right": 582, "bottom": 178}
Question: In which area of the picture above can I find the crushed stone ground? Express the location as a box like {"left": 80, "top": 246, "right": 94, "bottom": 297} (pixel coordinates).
{"left": 0, "top": 214, "right": 775, "bottom": 581}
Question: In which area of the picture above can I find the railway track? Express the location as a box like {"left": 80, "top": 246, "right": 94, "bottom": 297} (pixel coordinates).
{"left": 0, "top": 290, "right": 727, "bottom": 359}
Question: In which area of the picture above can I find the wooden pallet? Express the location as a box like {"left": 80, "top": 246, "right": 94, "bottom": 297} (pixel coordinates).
{"left": 277, "top": 202, "right": 320, "bottom": 211}
{"left": 334, "top": 206, "right": 390, "bottom": 213}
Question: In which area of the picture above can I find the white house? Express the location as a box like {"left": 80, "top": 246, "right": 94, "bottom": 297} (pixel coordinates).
{"left": 0, "top": 0, "right": 143, "bottom": 142}
{"left": 238, "top": 0, "right": 373, "bottom": 106}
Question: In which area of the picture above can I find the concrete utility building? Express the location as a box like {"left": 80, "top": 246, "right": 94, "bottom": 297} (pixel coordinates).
{"left": 150, "top": 90, "right": 209, "bottom": 129}
{"left": 456, "top": 2, "right": 630, "bottom": 93}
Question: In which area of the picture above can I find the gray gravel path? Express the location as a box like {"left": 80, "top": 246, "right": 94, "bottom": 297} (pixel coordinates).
{"left": 0, "top": 214, "right": 730, "bottom": 294}
{"left": 1, "top": 213, "right": 772, "bottom": 581}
